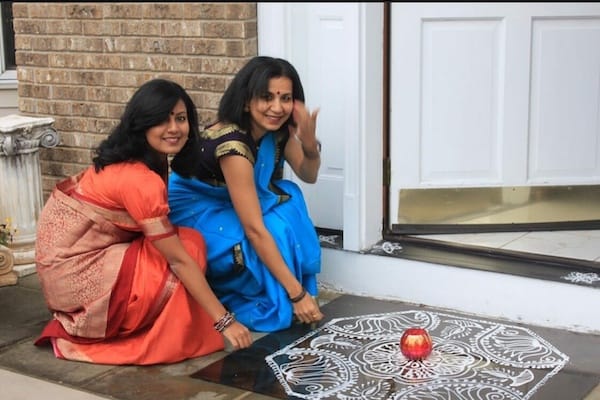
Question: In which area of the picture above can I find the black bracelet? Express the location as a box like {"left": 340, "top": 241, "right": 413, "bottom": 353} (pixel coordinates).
{"left": 303, "top": 140, "right": 321, "bottom": 159}
{"left": 289, "top": 288, "right": 307, "bottom": 303}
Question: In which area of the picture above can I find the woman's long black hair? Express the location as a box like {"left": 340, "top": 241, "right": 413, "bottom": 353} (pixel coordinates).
{"left": 92, "top": 78, "right": 200, "bottom": 177}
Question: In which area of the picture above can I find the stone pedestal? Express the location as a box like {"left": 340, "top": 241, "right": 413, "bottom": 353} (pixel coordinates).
{"left": 0, "top": 244, "right": 17, "bottom": 286}
{"left": 0, "top": 114, "right": 59, "bottom": 278}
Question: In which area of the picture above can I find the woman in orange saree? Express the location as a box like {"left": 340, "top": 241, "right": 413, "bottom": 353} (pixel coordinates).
{"left": 34, "top": 79, "right": 253, "bottom": 365}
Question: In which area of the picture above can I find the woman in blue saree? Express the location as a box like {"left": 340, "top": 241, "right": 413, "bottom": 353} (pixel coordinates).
{"left": 169, "top": 56, "right": 324, "bottom": 332}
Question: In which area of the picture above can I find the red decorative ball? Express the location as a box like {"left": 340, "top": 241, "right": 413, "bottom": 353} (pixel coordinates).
{"left": 400, "top": 328, "right": 432, "bottom": 360}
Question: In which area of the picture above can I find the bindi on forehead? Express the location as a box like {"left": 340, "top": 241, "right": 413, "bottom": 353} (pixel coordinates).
{"left": 268, "top": 76, "right": 293, "bottom": 95}
{"left": 272, "top": 90, "right": 292, "bottom": 96}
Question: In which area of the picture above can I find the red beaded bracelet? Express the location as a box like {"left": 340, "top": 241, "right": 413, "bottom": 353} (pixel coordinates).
{"left": 214, "top": 311, "right": 235, "bottom": 333}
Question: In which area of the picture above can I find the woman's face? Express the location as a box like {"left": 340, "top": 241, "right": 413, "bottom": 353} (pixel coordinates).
{"left": 248, "top": 76, "right": 294, "bottom": 139}
{"left": 145, "top": 99, "right": 189, "bottom": 155}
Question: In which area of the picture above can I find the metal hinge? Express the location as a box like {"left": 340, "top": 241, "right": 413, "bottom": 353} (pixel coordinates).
{"left": 383, "top": 158, "right": 390, "bottom": 187}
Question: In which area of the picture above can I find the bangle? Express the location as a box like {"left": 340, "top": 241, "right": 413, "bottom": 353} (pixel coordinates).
{"left": 289, "top": 288, "right": 307, "bottom": 303}
{"left": 214, "top": 311, "right": 235, "bottom": 333}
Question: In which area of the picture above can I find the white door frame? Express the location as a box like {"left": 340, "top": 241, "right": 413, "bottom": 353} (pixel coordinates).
{"left": 257, "top": 3, "right": 385, "bottom": 252}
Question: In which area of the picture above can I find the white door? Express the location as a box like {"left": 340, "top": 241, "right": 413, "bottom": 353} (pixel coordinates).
{"left": 389, "top": 3, "right": 600, "bottom": 225}
{"left": 258, "top": 3, "right": 384, "bottom": 250}
{"left": 259, "top": 3, "right": 363, "bottom": 232}
{"left": 287, "top": 3, "right": 360, "bottom": 231}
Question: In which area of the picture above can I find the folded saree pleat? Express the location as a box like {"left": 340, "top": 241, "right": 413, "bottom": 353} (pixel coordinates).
{"left": 36, "top": 174, "right": 136, "bottom": 340}
{"left": 35, "top": 237, "right": 141, "bottom": 345}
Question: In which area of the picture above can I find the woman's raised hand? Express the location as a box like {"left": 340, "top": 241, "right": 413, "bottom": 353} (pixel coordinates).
{"left": 291, "top": 100, "right": 319, "bottom": 146}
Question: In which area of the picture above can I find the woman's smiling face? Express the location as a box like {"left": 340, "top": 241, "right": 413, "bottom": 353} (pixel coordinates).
{"left": 145, "top": 99, "right": 189, "bottom": 155}
{"left": 248, "top": 76, "right": 294, "bottom": 140}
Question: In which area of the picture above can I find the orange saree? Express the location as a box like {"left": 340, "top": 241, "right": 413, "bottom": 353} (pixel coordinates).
{"left": 34, "top": 162, "right": 224, "bottom": 365}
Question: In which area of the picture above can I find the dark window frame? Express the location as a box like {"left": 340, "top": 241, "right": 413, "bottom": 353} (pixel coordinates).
{"left": 1, "top": 1, "right": 15, "bottom": 72}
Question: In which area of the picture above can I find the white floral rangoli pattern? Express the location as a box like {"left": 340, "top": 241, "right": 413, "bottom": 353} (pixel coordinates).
{"left": 319, "top": 234, "right": 340, "bottom": 246}
{"left": 562, "top": 271, "right": 600, "bottom": 285}
{"left": 371, "top": 241, "right": 404, "bottom": 255}
{"left": 266, "top": 310, "right": 569, "bottom": 400}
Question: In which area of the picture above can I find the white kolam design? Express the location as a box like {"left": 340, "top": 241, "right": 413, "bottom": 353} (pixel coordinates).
{"left": 265, "top": 310, "right": 569, "bottom": 400}
{"left": 562, "top": 271, "right": 600, "bottom": 285}
{"left": 318, "top": 234, "right": 340, "bottom": 246}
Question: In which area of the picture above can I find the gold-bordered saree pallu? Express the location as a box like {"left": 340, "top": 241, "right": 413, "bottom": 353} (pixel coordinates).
{"left": 34, "top": 172, "right": 224, "bottom": 365}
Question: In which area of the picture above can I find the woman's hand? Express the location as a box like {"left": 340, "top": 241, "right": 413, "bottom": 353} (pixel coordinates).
{"left": 292, "top": 294, "right": 324, "bottom": 325}
{"left": 290, "top": 100, "right": 320, "bottom": 153}
{"left": 222, "top": 320, "right": 253, "bottom": 350}
{"left": 285, "top": 101, "right": 321, "bottom": 183}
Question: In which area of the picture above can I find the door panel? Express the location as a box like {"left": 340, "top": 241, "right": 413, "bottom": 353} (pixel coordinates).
{"left": 420, "top": 19, "right": 502, "bottom": 183}
{"left": 529, "top": 18, "right": 600, "bottom": 181}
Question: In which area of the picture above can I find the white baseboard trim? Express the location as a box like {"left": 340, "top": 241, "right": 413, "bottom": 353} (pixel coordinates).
{"left": 319, "top": 248, "right": 600, "bottom": 335}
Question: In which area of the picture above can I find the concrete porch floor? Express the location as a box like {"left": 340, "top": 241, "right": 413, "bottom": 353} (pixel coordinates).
{"left": 1, "top": 272, "right": 600, "bottom": 400}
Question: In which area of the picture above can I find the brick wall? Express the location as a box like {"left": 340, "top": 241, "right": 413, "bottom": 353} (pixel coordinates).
{"left": 12, "top": 2, "right": 257, "bottom": 197}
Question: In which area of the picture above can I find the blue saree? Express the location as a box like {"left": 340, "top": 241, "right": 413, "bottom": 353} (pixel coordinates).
{"left": 168, "top": 130, "right": 321, "bottom": 332}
